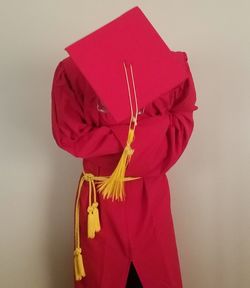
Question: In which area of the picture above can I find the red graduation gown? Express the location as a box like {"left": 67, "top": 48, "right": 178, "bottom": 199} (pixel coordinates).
{"left": 51, "top": 52, "right": 198, "bottom": 288}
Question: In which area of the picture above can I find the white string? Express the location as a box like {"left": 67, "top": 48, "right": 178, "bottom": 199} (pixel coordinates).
{"left": 123, "top": 62, "right": 139, "bottom": 124}
{"left": 129, "top": 63, "right": 139, "bottom": 118}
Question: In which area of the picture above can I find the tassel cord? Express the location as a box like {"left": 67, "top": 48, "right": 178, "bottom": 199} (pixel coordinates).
{"left": 95, "top": 62, "right": 140, "bottom": 201}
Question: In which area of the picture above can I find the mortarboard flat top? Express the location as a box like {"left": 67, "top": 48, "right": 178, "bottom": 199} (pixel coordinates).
{"left": 65, "top": 6, "right": 188, "bottom": 123}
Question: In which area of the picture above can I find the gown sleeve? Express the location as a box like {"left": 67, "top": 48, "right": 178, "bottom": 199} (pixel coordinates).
{"left": 51, "top": 60, "right": 124, "bottom": 159}
{"left": 163, "top": 53, "right": 198, "bottom": 173}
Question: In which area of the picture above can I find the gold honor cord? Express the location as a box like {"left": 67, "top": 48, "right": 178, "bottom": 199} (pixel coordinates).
{"left": 73, "top": 62, "right": 142, "bottom": 281}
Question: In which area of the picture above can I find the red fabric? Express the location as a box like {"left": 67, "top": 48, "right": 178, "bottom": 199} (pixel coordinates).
{"left": 51, "top": 55, "right": 198, "bottom": 288}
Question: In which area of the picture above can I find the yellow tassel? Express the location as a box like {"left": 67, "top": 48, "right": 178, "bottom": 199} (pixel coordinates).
{"left": 74, "top": 247, "right": 86, "bottom": 280}
{"left": 96, "top": 127, "right": 135, "bottom": 201}
{"left": 92, "top": 202, "right": 101, "bottom": 232}
{"left": 95, "top": 62, "right": 140, "bottom": 202}
{"left": 87, "top": 205, "right": 95, "bottom": 239}
{"left": 74, "top": 174, "right": 86, "bottom": 281}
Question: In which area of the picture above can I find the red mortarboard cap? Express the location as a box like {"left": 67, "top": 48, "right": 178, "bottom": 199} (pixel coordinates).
{"left": 64, "top": 6, "right": 188, "bottom": 123}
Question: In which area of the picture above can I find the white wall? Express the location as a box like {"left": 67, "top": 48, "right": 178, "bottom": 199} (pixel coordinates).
{"left": 1, "top": 1, "right": 249, "bottom": 287}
